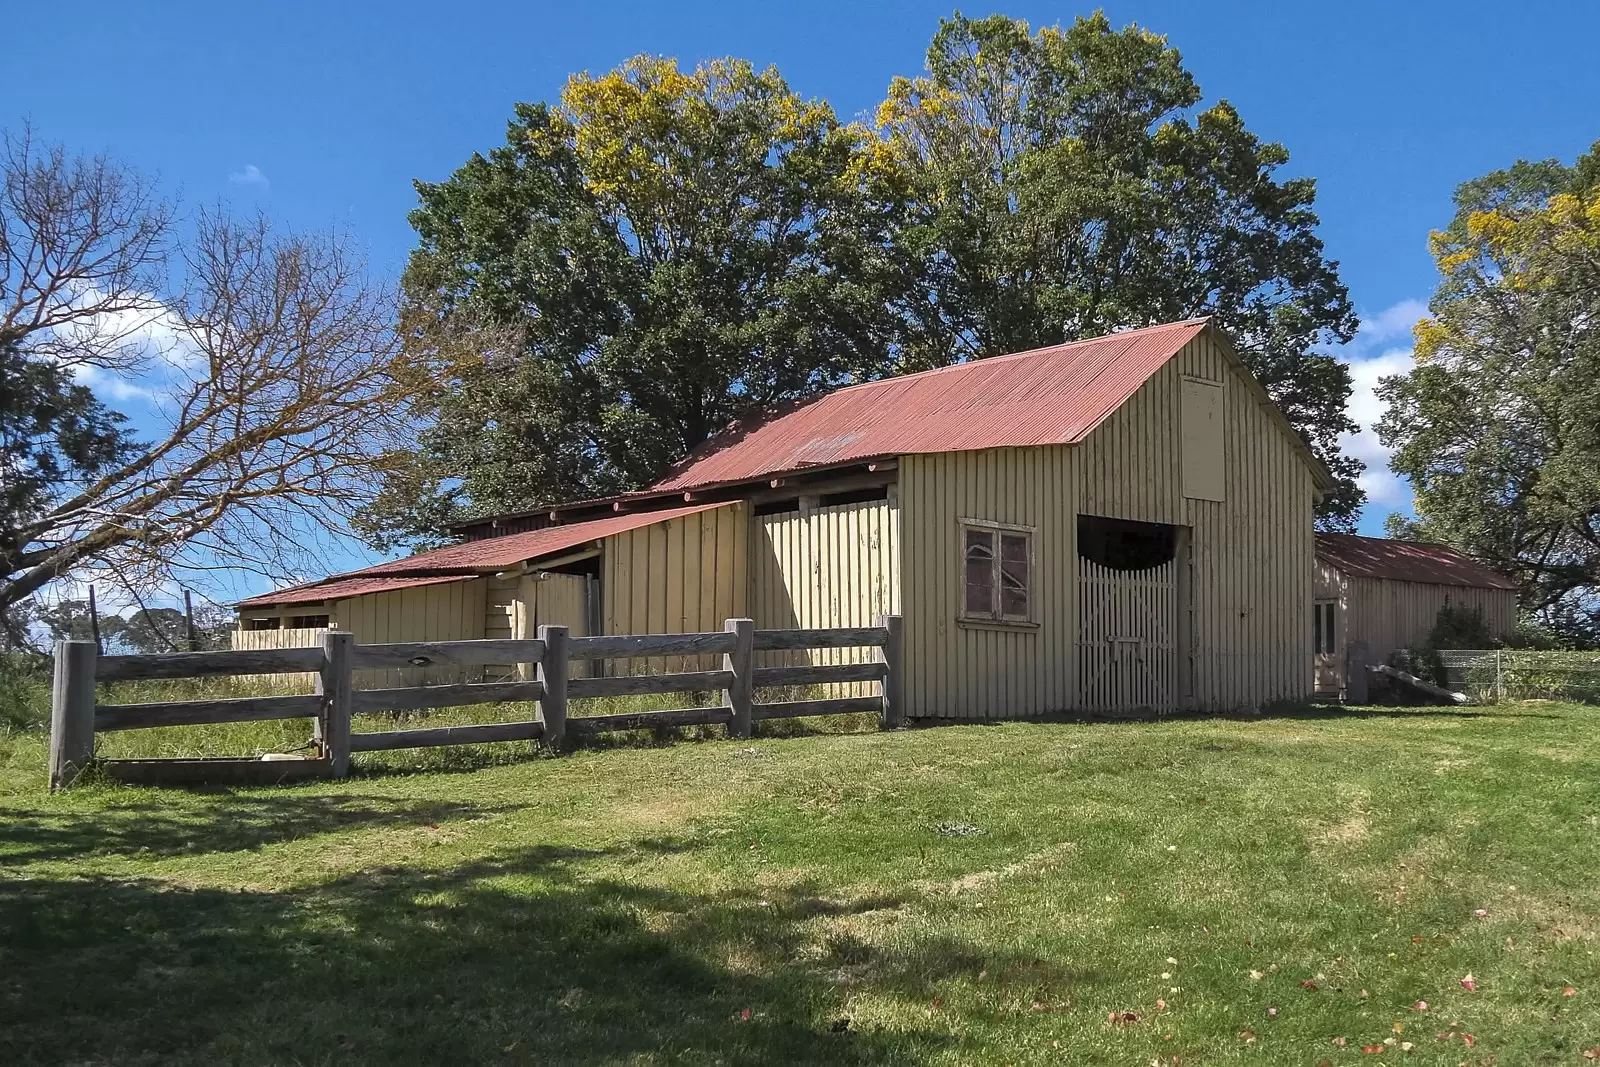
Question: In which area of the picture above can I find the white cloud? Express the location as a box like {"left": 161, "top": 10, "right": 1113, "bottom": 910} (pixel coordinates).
{"left": 48, "top": 289, "right": 204, "bottom": 414}
{"left": 1335, "top": 300, "right": 1426, "bottom": 512}
{"left": 228, "top": 163, "right": 269, "bottom": 189}
{"left": 71, "top": 362, "right": 157, "bottom": 403}
{"left": 1354, "top": 299, "right": 1429, "bottom": 349}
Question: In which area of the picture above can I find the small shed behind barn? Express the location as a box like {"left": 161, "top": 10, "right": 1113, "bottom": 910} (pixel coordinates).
{"left": 1313, "top": 533, "right": 1519, "bottom": 695}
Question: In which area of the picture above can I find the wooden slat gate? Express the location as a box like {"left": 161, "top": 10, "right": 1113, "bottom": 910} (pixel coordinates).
{"left": 1077, "top": 556, "right": 1177, "bottom": 713}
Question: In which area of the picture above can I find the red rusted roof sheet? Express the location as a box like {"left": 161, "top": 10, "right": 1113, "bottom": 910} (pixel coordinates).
{"left": 652, "top": 319, "right": 1211, "bottom": 492}
{"left": 1315, "top": 534, "right": 1518, "bottom": 590}
{"left": 239, "top": 503, "right": 730, "bottom": 608}
{"left": 237, "top": 574, "right": 473, "bottom": 609}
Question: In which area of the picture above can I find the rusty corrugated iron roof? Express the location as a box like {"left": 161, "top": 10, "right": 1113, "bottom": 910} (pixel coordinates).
{"left": 237, "top": 574, "right": 473, "bottom": 609}
{"left": 652, "top": 319, "right": 1211, "bottom": 492}
{"left": 1315, "top": 533, "right": 1518, "bottom": 590}
{"left": 238, "top": 503, "right": 731, "bottom": 608}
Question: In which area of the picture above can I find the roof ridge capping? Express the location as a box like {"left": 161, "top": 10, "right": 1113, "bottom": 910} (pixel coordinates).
{"left": 822, "top": 316, "right": 1216, "bottom": 396}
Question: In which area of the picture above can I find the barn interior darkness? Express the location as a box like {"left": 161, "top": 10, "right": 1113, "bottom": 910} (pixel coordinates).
{"left": 1077, "top": 515, "right": 1178, "bottom": 571}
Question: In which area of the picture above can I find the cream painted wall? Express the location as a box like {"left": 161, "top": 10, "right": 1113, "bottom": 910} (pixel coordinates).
{"left": 899, "top": 330, "right": 1318, "bottom": 718}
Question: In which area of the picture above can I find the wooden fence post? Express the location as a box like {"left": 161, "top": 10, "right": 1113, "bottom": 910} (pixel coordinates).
{"left": 878, "top": 613, "right": 904, "bottom": 729}
{"left": 317, "top": 631, "right": 354, "bottom": 777}
{"left": 724, "top": 618, "right": 754, "bottom": 739}
{"left": 49, "top": 639, "right": 97, "bottom": 789}
{"left": 538, "top": 625, "right": 568, "bottom": 750}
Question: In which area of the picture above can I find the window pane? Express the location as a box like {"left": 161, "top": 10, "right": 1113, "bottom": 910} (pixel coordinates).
{"left": 964, "top": 529, "right": 995, "bottom": 615}
{"left": 1325, "top": 604, "right": 1335, "bottom": 654}
{"left": 999, "top": 534, "right": 1029, "bottom": 617}
{"left": 1313, "top": 604, "right": 1322, "bottom": 653}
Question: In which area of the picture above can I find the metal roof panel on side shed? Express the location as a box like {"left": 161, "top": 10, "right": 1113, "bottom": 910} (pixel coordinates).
{"left": 238, "top": 574, "right": 473, "bottom": 610}
{"left": 1315, "top": 533, "right": 1518, "bottom": 590}
{"left": 238, "top": 503, "right": 733, "bottom": 608}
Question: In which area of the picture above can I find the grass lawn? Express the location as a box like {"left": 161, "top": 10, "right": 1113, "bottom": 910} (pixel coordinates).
{"left": 1, "top": 701, "right": 1597, "bottom": 1065}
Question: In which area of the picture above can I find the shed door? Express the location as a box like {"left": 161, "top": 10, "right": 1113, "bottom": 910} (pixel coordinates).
{"left": 1076, "top": 552, "right": 1178, "bottom": 713}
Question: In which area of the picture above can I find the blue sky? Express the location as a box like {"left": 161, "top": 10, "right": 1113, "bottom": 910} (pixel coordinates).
{"left": 6, "top": 0, "right": 1598, "bottom": 599}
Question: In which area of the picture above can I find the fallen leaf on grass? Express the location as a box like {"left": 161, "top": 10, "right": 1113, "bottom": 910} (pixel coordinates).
{"left": 1331, "top": 1036, "right": 1348, "bottom": 1047}
{"left": 1411, "top": 1000, "right": 1429, "bottom": 1012}
{"left": 1155, "top": 999, "right": 1167, "bottom": 1010}
{"left": 1362, "top": 1045, "right": 1385, "bottom": 1054}
{"left": 1581, "top": 1046, "right": 1600, "bottom": 1060}
{"left": 739, "top": 1008, "right": 752, "bottom": 1021}
{"left": 1301, "top": 979, "right": 1319, "bottom": 991}
{"left": 1563, "top": 986, "right": 1578, "bottom": 997}
{"left": 1239, "top": 1030, "right": 1256, "bottom": 1043}
{"left": 1249, "top": 970, "right": 1265, "bottom": 980}
{"left": 1460, "top": 973, "right": 1478, "bottom": 992}
{"left": 1463, "top": 1033, "right": 1476, "bottom": 1047}
{"left": 1474, "top": 908, "right": 1489, "bottom": 918}
{"left": 1109, "top": 1010, "right": 1141, "bottom": 1025}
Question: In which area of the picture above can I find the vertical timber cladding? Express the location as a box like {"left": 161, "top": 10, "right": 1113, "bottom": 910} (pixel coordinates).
{"left": 748, "top": 498, "right": 902, "bottom": 696}
{"left": 600, "top": 501, "right": 748, "bottom": 673}
{"left": 899, "top": 329, "right": 1316, "bottom": 718}
{"left": 330, "top": 577, "right": 487, "bottom": 687}
{"left": 511, "top": 572, "right": 591, "bottom": 679}
{"left": 1076, "top": 330, "right": 1316, "bottom": 710}
{"left": 1338, "top": 576, "right": 1517, "bottom": 666}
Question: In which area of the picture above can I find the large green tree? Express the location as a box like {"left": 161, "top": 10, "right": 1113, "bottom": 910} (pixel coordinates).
{"left": 877, "top": 13, "right": 1362, "bottom": 525}
{"left": 1379, "top": 142, "right": 1600, "bottom": 644}
{"left": 366, "top": 57, "right": 911, "bottom": 549}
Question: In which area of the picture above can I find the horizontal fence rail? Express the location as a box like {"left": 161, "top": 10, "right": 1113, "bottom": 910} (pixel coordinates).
{"left": 47, "top": 613, "right": 904, "bottom": 789}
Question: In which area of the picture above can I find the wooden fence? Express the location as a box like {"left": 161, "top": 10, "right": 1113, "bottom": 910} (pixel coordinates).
{"left": 47, "top": 615, "right": 903, "bottom": 789}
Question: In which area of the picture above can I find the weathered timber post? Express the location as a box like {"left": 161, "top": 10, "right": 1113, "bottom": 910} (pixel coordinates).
{"left": 723, "top": 617, "right": 754, "bottom": 739}
{"left": 878, "top": 613, "right": 904, "bottom": 729}
{"left": 317, "top": 631, "right": 354, "bottom": 777}
{"left": 49, "top": 639, "right": 97, "bottom": 789}
{"left": 1345, "top": 639, "right": 1371, "bottom": 705}
{"left": 538, "top": 624, "right": 568, "bottom": 750}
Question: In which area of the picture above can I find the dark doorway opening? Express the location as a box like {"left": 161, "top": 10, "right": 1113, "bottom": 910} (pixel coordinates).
{"left": 1077, "top": 515, "right": 1178, "bottom": 572}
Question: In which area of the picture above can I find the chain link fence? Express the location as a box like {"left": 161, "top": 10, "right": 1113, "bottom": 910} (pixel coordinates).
{"left": 1433, "top": 650, "right": 1600, "bottom": 704}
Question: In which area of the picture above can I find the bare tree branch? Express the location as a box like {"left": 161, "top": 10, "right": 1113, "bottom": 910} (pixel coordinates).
{"left": 2, "top": 133, "right": 403, "bottom": 612}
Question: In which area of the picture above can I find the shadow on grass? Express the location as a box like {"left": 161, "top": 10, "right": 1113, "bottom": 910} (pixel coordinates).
{"left": 1254, "top": 703, "right": 1570, "bottom": 721}
{"left": 0, "top": 826, "right": 958, "bottom": 1064}
{"left": 0, "top": 793, "right": 524, "bottom": 862}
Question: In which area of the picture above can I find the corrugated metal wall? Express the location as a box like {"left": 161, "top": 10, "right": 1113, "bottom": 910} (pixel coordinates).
{"left": 1324, "top": 570, "right": 1518, "bottom": 665}
{"left": 330, "top": 577, "right": 487, "bottom": 686}
{"left": 748, "top": 497, "right": 900, "bottom": 694}
{"left": 602, "top": 501, "right": 747, "bottom": 672}
{"left": 899, "top": 331, "right": 1317, "bottom": 718}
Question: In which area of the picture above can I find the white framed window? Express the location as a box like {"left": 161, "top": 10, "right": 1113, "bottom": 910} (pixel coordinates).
{"left": 960, "top": 519, "right": 1034, "bottom": 624}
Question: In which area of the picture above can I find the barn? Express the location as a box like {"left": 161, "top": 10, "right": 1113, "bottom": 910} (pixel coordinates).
{"left": 238, "top": 318, "right": 1334, "bottom": 715}
{"left": 1312, "top": 533, "right": 1520, "bottom": 695}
